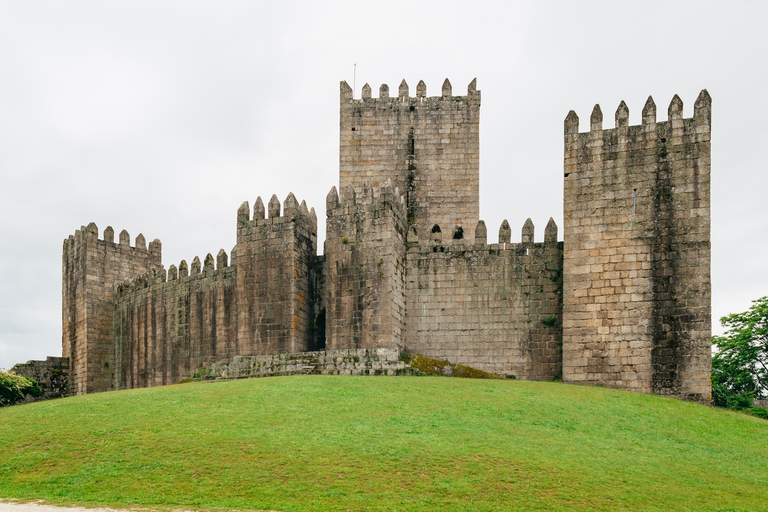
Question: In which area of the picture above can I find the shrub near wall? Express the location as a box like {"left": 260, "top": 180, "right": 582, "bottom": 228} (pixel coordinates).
{"left": 0, "top": 370, "right": 42, "bottom": 406}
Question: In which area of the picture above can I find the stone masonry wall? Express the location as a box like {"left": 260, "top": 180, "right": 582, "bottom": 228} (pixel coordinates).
{"left": 63, "top": 223, "right": 161, "bottom": 394}
{"left": 339, "top": 79, "right": 480, "bottom": 240}
{"left": 405, "top": 218, "right": 563, "bottom": 379}
{"left": 562, "top": 91, "right": 711, "bottom": 400}
{"left": 324, "top": 182, "right": 407, "bottom": 350}
{"left": 11, "top": 356, "right": 70, "bottom": 401}
{"left": 235, "top": 193, "right": 319, "bottom": 355}
{"left": 112, "top": 256, "right": 237, "bottom": 389}
{"left": 200, "top": 348, "right": 412, "bottom": 380}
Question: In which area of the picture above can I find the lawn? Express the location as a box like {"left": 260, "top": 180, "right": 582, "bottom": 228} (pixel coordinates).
{"left": 1, "top": 376, "right": 766, "bottom": 511}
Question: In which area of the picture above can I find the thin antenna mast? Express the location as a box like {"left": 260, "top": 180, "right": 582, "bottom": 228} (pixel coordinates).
{"left": 353, "top": 63, "right": 356, "bottom": 98}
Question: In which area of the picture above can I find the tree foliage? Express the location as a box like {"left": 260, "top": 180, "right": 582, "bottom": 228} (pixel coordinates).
{"left": 0, "top": 369, "right": 42, "bottom": 406}
{"left": 711, "top": 296, "right": 768, "bottom": 409}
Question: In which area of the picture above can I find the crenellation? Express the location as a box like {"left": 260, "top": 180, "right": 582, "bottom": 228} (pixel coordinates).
{"left": 521, "top": 218, "right": 534, "bottom": 245}
{"left": 203, "top": 253, "right": 214, "bottom": 273}
{"left": 217, "top": 249, "right": 228, "bottom": 269}
{"left": 590, "top": 104, "right": 603, "bottom": 131}
{"left": 475, "top": 220, "right": 487, "bottom": 244}
{"left": 237, "top": 201, "right": 250, "bottom": 222}
{"left": 615, "top": 101, "right": 629, "bottom": 128}
{"left": 268, "top": 194, "right": 281, "bottom": 218}
{"left": 441, "top": 78, "right": 452, "bottom": 98}
{"left": 416, "top": 80, "right": 426, "bottom": 98}
{"left": 398, "top": 79, "right": 408, "bottom": 98}
{"left": 498, "top": 220, "right": 511, "bottom": 244}
{"left": 254, "top": 196, "right": 265, "bottom": 219}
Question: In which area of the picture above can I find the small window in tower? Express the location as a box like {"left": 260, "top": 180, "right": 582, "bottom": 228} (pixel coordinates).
{"left": 633, "top": 189, "right": 637, "bottom": 214}
{"left": 452, "top": 226, "right": 464, "bottom": 240}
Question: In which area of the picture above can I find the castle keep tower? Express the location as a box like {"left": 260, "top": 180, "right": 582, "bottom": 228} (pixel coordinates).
{"left": 561, "top": 91, "right": 712, "bottom": 400}
{"left": 339, "top": 79, "right": 480, "bottom": 239}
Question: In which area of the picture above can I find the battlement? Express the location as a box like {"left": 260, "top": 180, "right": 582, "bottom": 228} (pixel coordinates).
{"left": 407, "top": 217, "right": 560, "bottom": 251}
{"left": 64, "top": 222, "right": 162, "bottom": 260}
{"left": 564, "top": 90, "right": 712, "bottom": 178}
{"left": 237, "top": 192, "right": 317, "bottom": 230}
{"left": 326, "top": 180, "right": 407, "bottom": 220}
{"left": 341, "top": 77, "right": 480, "bottom": 105}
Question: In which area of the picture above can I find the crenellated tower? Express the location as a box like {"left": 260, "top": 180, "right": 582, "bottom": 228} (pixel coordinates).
{"left": 562, "top": 91, "right": 712, "bottom": 400}
{"left": 339, "top": 78, "right": 480, "bottom": 240}
{"left": 62, "top": 223, "right": 162, "bottom": 394}
{"left": 324, "top": 181, "right": 408, "bottom": 351}
{"left": 235, "top": 193, "right": 319, "bottom": 355}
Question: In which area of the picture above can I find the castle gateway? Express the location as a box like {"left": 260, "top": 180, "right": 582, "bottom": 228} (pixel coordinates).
{"left": 59, "top": 79, "right": 712, "bottom": 400}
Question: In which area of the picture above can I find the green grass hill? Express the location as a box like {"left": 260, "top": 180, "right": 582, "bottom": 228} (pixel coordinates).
{"left": 1, "top": 376, "right": 767, "bottom": 511}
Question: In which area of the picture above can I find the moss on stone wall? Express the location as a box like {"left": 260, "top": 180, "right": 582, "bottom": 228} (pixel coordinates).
{"left": 401, "top": 353, "right": 506, "bottom": 380}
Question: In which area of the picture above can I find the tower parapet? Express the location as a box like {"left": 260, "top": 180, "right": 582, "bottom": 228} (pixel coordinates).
{"left": 562, "top": 91, "right": 711, "bottom": 400}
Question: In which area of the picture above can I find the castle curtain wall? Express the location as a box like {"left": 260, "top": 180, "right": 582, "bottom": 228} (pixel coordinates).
{"left": 112, "top": 264, "right": 237, "bottom": 389}
{"left": 403, "top": 222, "right": 563, "bottom": 379}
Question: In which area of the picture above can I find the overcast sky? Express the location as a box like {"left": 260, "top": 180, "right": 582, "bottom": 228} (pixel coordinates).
{"left": 1, "top": 1, "right": 766, "bottom": 370}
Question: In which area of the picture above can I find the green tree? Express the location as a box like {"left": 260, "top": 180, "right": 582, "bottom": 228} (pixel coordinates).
{"left": 711, "top": 296, "right": 768, "bottom": 409}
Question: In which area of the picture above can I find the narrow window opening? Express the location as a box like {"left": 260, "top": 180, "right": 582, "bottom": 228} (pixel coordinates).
{"left": 633, "top": 189, "right": 637, "bottom": 214}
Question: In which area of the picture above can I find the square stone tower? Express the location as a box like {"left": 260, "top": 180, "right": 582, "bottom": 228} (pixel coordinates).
{"left": 339, "top": 78, "right": 480, "bottom": 239}
{"left": 562, "top": 91, "right": 712, "bottom": 401}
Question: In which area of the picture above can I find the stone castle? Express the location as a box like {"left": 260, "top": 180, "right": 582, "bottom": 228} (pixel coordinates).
{"left": 31, "top": 78, "right": 711, "bottom": 401}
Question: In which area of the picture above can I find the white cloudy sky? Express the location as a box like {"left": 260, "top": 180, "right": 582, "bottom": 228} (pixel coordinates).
{"left": 1, "top": 1, "right": 766, "bottom": 370}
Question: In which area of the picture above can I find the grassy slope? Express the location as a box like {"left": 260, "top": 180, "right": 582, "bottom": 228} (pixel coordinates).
{"left": 1, "top": 376, "right": 766, "bottom": 512}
